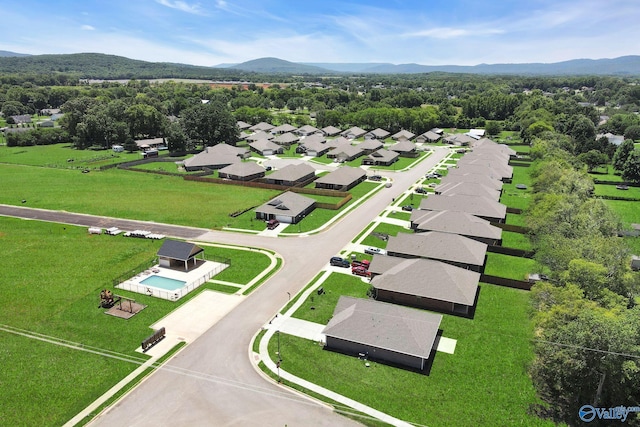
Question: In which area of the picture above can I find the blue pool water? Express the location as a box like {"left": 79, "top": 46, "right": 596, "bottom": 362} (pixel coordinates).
{"left": 140, "top": 275, "right": 186, "bottom": 291}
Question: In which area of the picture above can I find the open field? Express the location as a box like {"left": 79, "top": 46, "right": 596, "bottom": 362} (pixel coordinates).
{"left": 271, "top": 283, "right": 553, "bottom": 427}
{"left": 0, "top": 143, "right": 141, "bottom": 168}
{"left": 603, "top": 199, "right": 640, "bottom": 227}
{"left": 593, "top": 183, "right": 640, "bottom": 198}
{"left": 484, "top": 252, "right": 538, "bottom": 280}
{"left": 359, "top": 224, "right": 408, "bottom": 247}
{"left": 0, "top": 217, "right": 272, "bottom": 426}
{"left": 0, "top": 164, "right": 280, "bottom": 229}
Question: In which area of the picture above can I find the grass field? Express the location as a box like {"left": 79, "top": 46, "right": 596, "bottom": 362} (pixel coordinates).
{"left": 359, "top": 224, "right": 408, "bottom": 247}
{"left": 501, "top": 230, "right": 533, "bottom": 251}
{"left": 594, "top": 183, "right": 640, "bottom": 198}
{"left": 0, "top": 217, "right": 272, "bottom": 426}
{"left": 0, "top": 143, "right": 141, "bottom": 168}
{"left": 500, "top": 165, "right": 533, "bottom": 210}
{"left": 0, "top": 164, "right": 280, "bottom": 229}
{"left": 271, "top": 283, "right": 553, "bottom": 427}
{"left": 603, "top": 199, "right": 640, "bottom": 227}
{"left": 484, "top": 252, "right": 538, "bottom": 280}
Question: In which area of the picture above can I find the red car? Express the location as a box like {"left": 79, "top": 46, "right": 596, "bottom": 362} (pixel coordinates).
{"left": 351, "top": 259, "right": 371, "bottom": 269}
{"left": 351, "top": 266, "right": 370, "bottom": 277}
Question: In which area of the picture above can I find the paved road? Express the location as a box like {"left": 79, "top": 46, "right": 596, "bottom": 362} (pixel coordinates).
{"left": 0, "top": 148, "right": 449, "bottom": 426}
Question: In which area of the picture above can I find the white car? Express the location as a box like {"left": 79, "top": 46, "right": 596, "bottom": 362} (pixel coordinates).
{"left": 364, "top": 247, "right": 386, "bottom": 255}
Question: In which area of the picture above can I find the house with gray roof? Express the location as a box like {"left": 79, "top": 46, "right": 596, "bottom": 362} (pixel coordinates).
{"left": 365, "top": 128, "right": 390, "bottom": 140}
{"left": 416, "top": 130, "right": 442, "bottom": 143}
{"left": 301, "top": 138, "right": 331, "bottom": 157}
{"left": 135, "top": 137, "right": 165, "bottom": 151}
{"left": 419, "top": 194, "right": 507, "bottom": 223}
{"left": 410, "top": 210, "right": 502, "bottom": 245}
{"left": 389, "top": 139, "right": 418, "bottom": 157}
{"left": 248, "top": 139, "right": 283, "bottom": 156}
{"left": 454, "top": 163, "right": 512, "bottom": 181}
{"left": 471, "top": 138, "right": 517, "bottom": 157}
{"left": 434, "top": 181, "right": 501, "bottom": 201}
{"left": 325, "top": 136, "right": 351, "bottom": 148}
{"left": 386, "top": 231, "right": 488, "bottom": 272}
{"left": 322, "top": 296, "right": 443, "bottom": 371}
{"left": 296, "top": 124, "right": 320, "bottom": 136}
{"left": 596, "top": 132, "right": 625, "bottom": 146}
{"left": 264, "top": 163, "right": 315, "bottom": 186}
{"left": 443, "top": 134, "right": 476, "bottom": 146}
{"left": 315, "top": 166, "right": 366, "bottom": 190}
{"left": 249, "top": 122, "right": 274, "bottom": 132}
{"left": 391, "top": 129, "right": 415, "bottom": 141}
{"left": 362, "top": 148, "right": 399, "bottom": 166}
{"left": 341, "top": 126, "right": 367, "bottom": 139}
{"left": 9, "top": 114, "right": 32, "bottom": 124}
{"left": 157, "top": 240, "right": 204, "bottom": 271}
{"left": 439, "top": 173, "right": 503, "bottom": 191}
{"left": 217, "top": 161, "right": 265, "bottom": 181}
{"left": 270, "top": 123, "right": 298, "bottom": 134}
{"left": 245, "top": 131, "right": 274, "bottom": 142}
{"left": 236, "top": 120, "right": 251, "bottom": 130}
{"left": 327, "top": 144, "right": 364, "bottom": 162}
{"left": 321, "top": 125, "right": 342, "bottom": 136}
{"left": 370, "top": 258, "right": 480, "bottom": 316}
{"left": 273, "top": 132, "right": 300, "bottom": 145}
{"left": 356, "top": 138, "right": 384, "bottom": 153}
{"left": 447, "top": 166, "right": 504, "bottom": 183}
{"left": 255, "top": 191, "right": 315, "bottom": 224}
{"left": 183, "top": 144, "right": 249, "bottom": 171}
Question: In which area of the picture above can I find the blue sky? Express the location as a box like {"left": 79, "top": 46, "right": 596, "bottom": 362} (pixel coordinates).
{"left": 1, "top": 0, "right": 638, "bottom": 66}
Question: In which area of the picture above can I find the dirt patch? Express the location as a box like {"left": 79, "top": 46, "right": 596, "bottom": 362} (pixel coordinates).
{"left": 105, "top": 300, "right": 147, "bottom": 319}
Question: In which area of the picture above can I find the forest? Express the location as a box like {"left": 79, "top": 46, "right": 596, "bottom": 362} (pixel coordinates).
{"left": 1, "top": 68, "right": 640, "bottom": 425}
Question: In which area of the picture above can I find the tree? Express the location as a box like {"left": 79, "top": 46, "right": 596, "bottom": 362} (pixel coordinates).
{"left": 181, "top": 101, "right": 239, "bottom": 148}
{"left": 578, "top": 149, "right": 608, "bottom": 172}
{"left": 612, "top": 139, "right": 635, "bottom": 172}
{"left": 624, "top": 125, "right": 640, "bottom": 141}
{"left": 570, "top": 115, "right": 596, "bottom": 153}
{"left": 622, "top": 150, "right": 640, "bottom": 184}
{"left": 166, "top": 122, "right": 187, "bottom": 155}
{"left": 484, "top": 120, "right": 502, "bottom": 136}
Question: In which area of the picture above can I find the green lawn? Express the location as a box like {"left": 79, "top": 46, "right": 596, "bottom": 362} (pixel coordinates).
{"left": 271, "top": 284, "right": 553, "bottom": 427}
{"left": 588, "top": 169, "right": 625, "bottom": 182}
{"left": 0, "top": 164, "right": 280, "bottom": 229}
{"left": 359, "top": 225, "right": 408, "bottom": 247}
{"left": 0, "top": 143, "right": 141, "bottom": 168}
{"left": 501, "top": 230, "right": 533, "bottom": 251}
{"left": 0, "top": 217, "right": 272, "bottom": 426}
{"left": 291, "top": 273, "right": 371, "bottom": 324}
{"left": 594, "top": 184, "right": 640, "bottom": 198}
{"left": 132, "top": 160, "right": 190, "bottom": 174}
{"left": 484, "top": 252, "right": 538, "bottom": 281}
{"left": 603, "top": 200, "right": 640, "bottom": 227}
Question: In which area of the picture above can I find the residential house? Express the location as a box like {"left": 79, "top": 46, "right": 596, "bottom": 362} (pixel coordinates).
{"left": 415, "top": 130, "right": 441, "bottom": 143}
{"left": 322, "top": 296, "right": 443, "bottom": 371}
{"left": 302, "top": 138, "right": 332, "bottom": 157}
{"left": 249, "top": 122, "right": 274, "bottom": 132}
{"left": 270, "top": 124, "right": 298, "bottom": 134}
{"left": 183, "top": 144, "right": 249, "bottom": 171}
{"left": 362, "top": 149, "right": 399, "bottom": 166}
{"left": 391, "top": 129, "right": 415, "bottom": 141}
{"left": 248, "top": 139, "right": 283, "bottom": 156}
{"left": 443, "top": 134, "right": 476, "bottom": 146}
{"left": 356, "top": 139, "right": 384, "bottom": 154}
{"left": 296, "top": 124, "right": 320, "bottom": 136}
{"left": 434, "top": 181, "right": 502, "bottom": 201}
{"left": 365, "top": 128, "right": 390, "bottom": 140}
{"left": 255, "top": 191, "right": 316, "bottom": 224}
{"left": 341, "top": 126, "right": 367, "bottom": 140}
{"left": 385, "top": 231, "right": 488, "bottom": 272}
{"left": 370, "top": 258, "right": 480, "bottom": 316}
{"left": 315, "top": 166, "right": 366, "bottom": 190}
{"left": 439, "top": 173, "right": 503, "bottom": 191}
{"left": 419, "top": 194, "right": 507, "bottom": 223}
{"left": 218, "top": 161, "right": 265, "bottom": 181}
{"left": 9, "top": 114, "right": 31, "bottom": 124}
{"left": 273, "top": 132, "right": 300, "bottom": 146}
{"left": 410, "top": 210, "right": 502, "bottom": 245}
{"left": 245, "top": 131, "right": 274, "bottom": 142}
{"left": 135, "top": 137, "right": 166, "bottom": 151}
{"left": 320, "top": 125, "right": 342, "bottom": 136}
{"left": 327, "top": 145, "right": 364, "bottom": 162}
{"left": 453, "top": 163, "right": 512, "bottom": 181}
{"left": 236, "top": 120, "right": 251, "bottom": 131}
{"left": 264, "top": 163, "right": 316, "bottom": 186}
{"left": 389, "top": 140, "right": 418, "bottom": 157}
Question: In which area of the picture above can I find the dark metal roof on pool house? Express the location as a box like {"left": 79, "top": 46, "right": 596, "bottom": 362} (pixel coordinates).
{"left": 157, "top": 240, "right": 204, "bottom": 261}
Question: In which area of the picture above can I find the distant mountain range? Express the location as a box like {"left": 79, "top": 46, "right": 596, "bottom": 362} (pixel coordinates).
{"left": 223, "top": 56, "right": 640, "bottom": 76}
{"left": 0, "top": 51, "right": 638, "bottom": 77}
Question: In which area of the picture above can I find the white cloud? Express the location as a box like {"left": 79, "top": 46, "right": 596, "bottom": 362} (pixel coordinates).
{"left": 155, "top": 0, "right": 205, "bottom": 15}
{"left": 81, "top": 25, "right": 95, "bottom": 31}
{"left": 405, "top": 27, "right": 504, "bottom": 39}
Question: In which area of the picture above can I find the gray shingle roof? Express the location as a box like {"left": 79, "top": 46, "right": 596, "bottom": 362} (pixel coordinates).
{"left": 321, "top": 125, "right": 342, "bottom": 136}
{"left": 157, "top": 240, "right": 203, "bottom": 261}
{"left": 434, "top": 181, "right": 501, "bottom": 201}
{"left": 183, "top": 144, "right": 249, "bottom": 169}
{"left": 218, "top": 161, "right": 265, "bottom": 177}
{"left": 439, "top": 173, "right": 503, "bottom": 191}
{"left": 357, "top": 139, "right": 384, "bottom": 151}
{"left": 267, "top": 163, "right": 315, "bottom": 182}
{"left": 389, "top": 139, "right": 417, "bottom": 153}
{"left": 256, "top": 191, "right": 315, "bottom": 217}
{"left": 341, "top": 126, "right": 367, "bottom": 138}
{"left": 386, "top": 231, "right": 488, "bottom": 267}
{"left": 315, "top": 166, "right": 366, "bottom": 186}
{"left": 371, "top": 258, "right": 480, "bottom": 306}
{"left": 322, "top": 296, "right": 442, "bottom": 360}
{"left": 364, "top": 149, "right": 399, "bottom": 164}
{"left": 419, "top": 194, "right": 507, "bottom": 221}
{"left": 391, "top": 129, "right": 415, "bottom": 140}
{"left": 410, "top": 210, "right": 502, "bottom": 240}
{"left": 249, "top": 139, "right": 281, "bottom": 153}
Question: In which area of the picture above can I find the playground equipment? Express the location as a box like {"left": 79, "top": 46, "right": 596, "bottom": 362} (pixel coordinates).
{"left": 99, "top": 289, "right": 115, "bottom": 308}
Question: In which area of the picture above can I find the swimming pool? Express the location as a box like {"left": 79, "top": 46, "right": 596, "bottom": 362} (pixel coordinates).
{"left": 140, "top": 275, "right": 187, "bottom": 291}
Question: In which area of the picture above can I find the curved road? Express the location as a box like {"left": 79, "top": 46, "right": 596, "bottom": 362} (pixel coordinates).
{"left": 0, "top": 148, "right": 449, "bottom": 426}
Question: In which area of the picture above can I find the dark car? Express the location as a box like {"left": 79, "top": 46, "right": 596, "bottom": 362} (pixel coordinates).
{"left": 266, "top": 219, "right": 279, "bottom": 230}
{"left": 330, "top": 256, "right": 351, "bottom": 268}
{"left": 352, "top": 266, "right": 371, "bottom": 277}
{"left": 415, "top": 187, "right": 427, "bottom": 194}
{"left": 402, "top": 205, "right": 414, "bottom": 211}
{"left": 351, "top": 259, "right": 371, "bottom": 269}
{"left": 369, "top": 175, "right": 382, "bottom": 181}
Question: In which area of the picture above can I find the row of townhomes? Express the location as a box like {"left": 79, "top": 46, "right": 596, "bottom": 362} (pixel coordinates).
{"left": 319, "top": 137, "right": 515, "bottom": 372}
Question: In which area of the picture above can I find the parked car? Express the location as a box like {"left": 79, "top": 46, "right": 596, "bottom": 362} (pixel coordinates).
{"left": 364, "top": 247, "right": 386, "bottom": 255}
{"left": 330, "top": 256, "right": 351, "bottom": 268}
{"left": 266, "top": 219, "right": 279, "bottom": 230}
{"left": 415, "top": 187, "right": 427, "bottom": 194}
{"left": 425, "top": 172, "right": 438, "bottom": 179}
{"left": 401, "top": 205, "right": 414, "bottom": 211}
{"left": 369, "top": 175, "right": 382, "bottom": 181}
{"left": 351, "top": 259, "right": 371, "bottom": 269}
{"left": 351, "top": 266, "right": 371, "bottom": 277}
